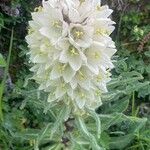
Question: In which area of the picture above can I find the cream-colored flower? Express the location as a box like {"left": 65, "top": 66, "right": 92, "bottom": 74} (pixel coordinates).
{"left": 69, "top": 23, "right": 94, "bottom": 48}
{"left": 26, "top": 0, "right": 117, "bottom": 113}
{"left": 58, "top": 39, "right": 87, "bottom": 71}
{"left": 85, "top": 42, "right": 115, "bottom": 75}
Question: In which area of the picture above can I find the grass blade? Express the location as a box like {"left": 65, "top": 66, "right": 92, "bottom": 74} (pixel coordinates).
{"left": 0, "top": 28, "right": 14, "bottom": 121}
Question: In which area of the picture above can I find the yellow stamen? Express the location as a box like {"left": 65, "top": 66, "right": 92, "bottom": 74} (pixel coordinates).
{"left": 96, "top": 75, "right": 102, "bottom": 82}
{"left": 70, "top": 47, "right": 79, "bottom": 56}
{"left": 28, "top": 28, "right": 34, "bottom": 34}
{"left": 74, "top": 30, "right": 84, "bottom": 39}
{"left": 106, "top": 70, "right": 111, "bottom": 77}
{"left": 95, "top": 90, "right": 101, "bottom": 96}
{"left": 79, "top": 71, "right": 85, "bottom": 80}
{"left": 40, "top": 41, "right": 51, "bottom": 51}
{"left": 93, "top": 52, "right": 100, "bottom": 59}
{"left": 96, "top": 28, "right": 109, "bottom": 35}
{"left": 80, "top": 0, "right": 85, "bottom": 4}
{"left": 52, "top": 21, "right": 62, "bottom": 28}
{"left": 61, "top": 83, "right": 66, "bottom": 89}
{"left": 29, "top": 140, "right": 36, "bottom": 146}
{"left": 96, "top": 5, "right": 101, "bottom": 11}
{"left": 45, "top": 41, "right": 51, "bottom": 48}
{"left": 80, "top": 92, "right": 85, "bottom": 99}
{"left": 59, "top": 64, "right": 66, "bottom": 73}
{"left": 34, "top": 6, "right": 43, "bottom": 12}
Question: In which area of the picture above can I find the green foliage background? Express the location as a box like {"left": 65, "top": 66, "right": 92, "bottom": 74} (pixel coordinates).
{"left": 0, "top": 0, "right": 150, "bottom": 149}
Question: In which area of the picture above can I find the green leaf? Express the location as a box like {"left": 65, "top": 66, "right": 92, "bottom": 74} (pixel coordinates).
{"left": 14, "top": 129, "right": 39, "bottom": 140}
{"left": 37, "top": 123, "right": 52, "bottom": 144}
{"left": 146, "top": 65, "right": 150, "bottom": 73}
{"left": 100, "top": 113, "right": 147, "bottom": 134}
{"left": 0, "top": 29, "right": 13, "bottom": 121}
{"left": 104, "top": 97, "right": 129, "bottom": 113}
{"left": 125, "top": 81, "right": 150, "bottom": 94}
{"left": 100, "top": 113, "right": 123, "bottom": 131}
{"left": 86, "top": 108, "right": 101, "bottom": 139}
{"left": 109, "top": 134, "right": 134, "bottom": 149}
{"left": 99, "top": 132, "right": 111, "bottom": 149}
{"left": 0, "top": 53, "right": 6, "bottom": 67}
{"left": 76, "top": 116, "right": 104, "bottom": 150}
{"left": 144, "top": 50, "right": 150, "bottom": 57}
{"left": 70, "top": 136, "right": 88, "bottom": 150}
{"left": 50, "top": 105, "right": 68, "bottom": 139}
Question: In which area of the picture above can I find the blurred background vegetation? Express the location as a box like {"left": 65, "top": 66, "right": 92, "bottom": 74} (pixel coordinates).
{"left": 0, "top": 0, "right": 150, "bottom": 149}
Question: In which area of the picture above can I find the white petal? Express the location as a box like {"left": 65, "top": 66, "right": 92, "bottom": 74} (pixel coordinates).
{"left": 96, "top": 6, "right": 113, "bottom": 18}
{"left": 39, "top": 27, "right": 51, "bottom": 39}
{"left": 30, "top": 65, "right": 39, "bottom": 72}
{"left": 57, "top": 38, "right": 70, "bottom": 51}
{"left": 79, "top": 50, "right": 87, "bottom": 62}
{"left": 45, "top": 63, "right": 52, "bottom": 70}
{"left": 55, "top": 86, "right": 66, "bottom": 99}
{"left": 38, "top": 83, "right": 46, "bottom": 90}
{"left": 50, "top": 64, "right": 61, "bottom": 80}
{"left": 68, "top": 6, "right": 80, "bottom": 23}
{"left": 63, "top": 65, "right": 76, "bottom": 83}
{"left": 68, "top": 56, "right": 82, "bottom": 71}
{"left": 87, "top": 64, "right": 99, "bottom": 75}
{"left": 105, "top": 47, "right": 117, "bottom": 58}
{"left": 32, "top": 55, "right": 47, "bottom": 63}
{"left": 47, "top": 93, "right": 56, "bottom": 102}
{"left": 70, "top": 78, "right": 78, "bottom": 89}
{"left": 59, "top": 50, "right": 68, "bottom": 63}
{"left": 79, "top": 80, "right": 91, "bottom": 90}
{"left": 67, "top": 87, "right": 74, "bottom": 99}
{"left": 75, "top": 98, "right": 85, "bottom": 109}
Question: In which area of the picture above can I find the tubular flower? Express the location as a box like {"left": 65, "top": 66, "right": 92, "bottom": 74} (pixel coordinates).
{"left": 26, "top": 0, "right": 117, "bottom": 112}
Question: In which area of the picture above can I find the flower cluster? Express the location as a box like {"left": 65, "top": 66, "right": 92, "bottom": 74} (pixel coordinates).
{"left": 26, "top": 0, "right": 116, "bottom": 112}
